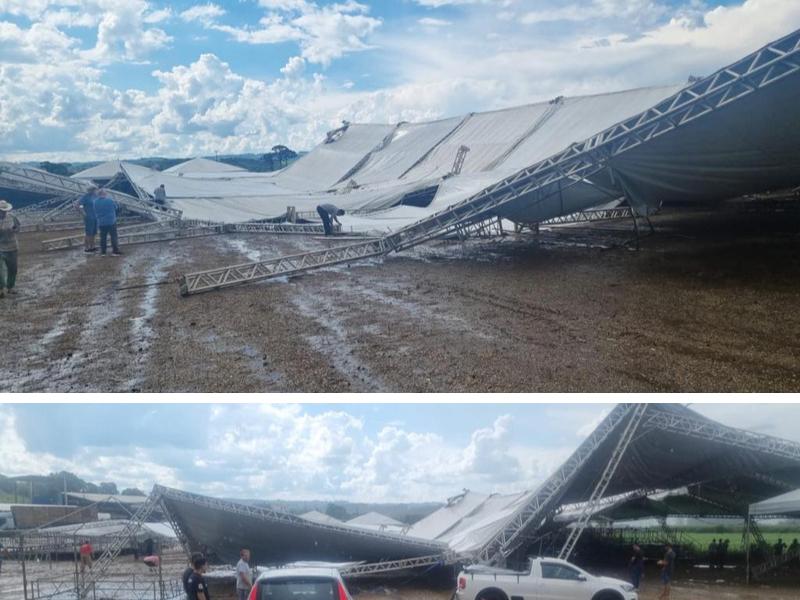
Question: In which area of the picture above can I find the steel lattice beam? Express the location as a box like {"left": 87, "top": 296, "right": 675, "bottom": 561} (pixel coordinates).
{"left": 542, "top": 206, "right": 633, "bottom": 225}
{"left": 180, "top": 237, "right": 395, "bottom": 295}
{"left": 475, "top": 404, "right": 641, "bottom": 563}
{"left": 642, "top": 409, "right": 800, "bottom": 461}
{"left": 558, "top": 404, "right": 650, "bottom": 560}
{"left": 42, "top": 224, "right": 224, "bottom": 251}
{"left": 177, "top": 28, "right": 800, "bottom": 295}
{"left": 0, "top": 162, "right": 182, "bottom": 221}
{"left": 227, "top": 222, "right": 337, "bottom": 235}
{"left": 340, "top": 553, "right": 457, "bottom": 577}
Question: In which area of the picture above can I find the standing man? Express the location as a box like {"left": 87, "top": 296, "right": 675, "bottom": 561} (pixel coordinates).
{"left": 657, "top": 543, "right": 676, "bottom": 600}
{"left": 315, "top": 203, "right": 345, "bottom": 236}
{"left": 153, "top": 184, "right": 167, "bottom": 206}
{"left": 0, "top": 200, "right": 20, "bottom": 298}
{"left": 187, "top": 555, "right": 210, "bottom": 600}
{"left": 77, "top": 186, "right": 98, "bottom": 253}
{"left": 236, "top": 549, "right": 253, "bottom": 600}
{"left": 79, "top": 540, "right": 93, "bottom": 573}
{"left": 628, "top": 544, "right": 644, "bottom": 591}
{"left": 93, "top": 189, "right": 122, "bottom": 256}
{"left": 183, "top": 553, "right": 204, "bottom": 600}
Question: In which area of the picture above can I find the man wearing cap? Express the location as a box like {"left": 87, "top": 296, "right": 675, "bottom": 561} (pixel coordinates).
{"left": 316, "top": 203, "right": 345, "bottom": 236}
{"left": 0, "top": 200, "right": 20, "bottom": 298}
{"left": 77, "top": 186, "right": 98, "bottom": 253}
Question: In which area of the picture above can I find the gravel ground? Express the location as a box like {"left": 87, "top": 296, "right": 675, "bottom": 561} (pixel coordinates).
{"left": 1, "top": 208, "right": 799, "bottom": 392}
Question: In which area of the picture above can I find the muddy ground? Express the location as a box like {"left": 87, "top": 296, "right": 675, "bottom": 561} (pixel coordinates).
{"left": 1, "top": 208, "right": 799, "bottom": 392}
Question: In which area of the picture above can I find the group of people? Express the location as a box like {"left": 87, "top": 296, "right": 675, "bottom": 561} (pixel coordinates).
{"left": 708, "top": 538, "right": 730, "bottom": 568}
{"left": 0, "top": 199, "right": 20, "bottom": 298}
{"left": 182, "top": 547, "right": 252, "bottom": 600}
{"left": 628, "top": 542, "right": 676, "bottom": 599}
{"left": 774, "top": 537, "right": 799, "bottom": 557}
{"left": 77, "top": 186, "right": 123, "bottom": 255}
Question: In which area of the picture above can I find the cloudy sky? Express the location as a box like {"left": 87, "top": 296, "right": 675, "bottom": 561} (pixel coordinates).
{"left": 1, "top": 402, "right": 798, "bottom": 502}
{"left": 1, "top": 0, "right": 799, "bottom": 162}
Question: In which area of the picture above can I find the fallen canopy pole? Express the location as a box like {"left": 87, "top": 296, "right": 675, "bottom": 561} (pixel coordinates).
{"left": 177, "top": 27, "right": 800, "bottom": 296}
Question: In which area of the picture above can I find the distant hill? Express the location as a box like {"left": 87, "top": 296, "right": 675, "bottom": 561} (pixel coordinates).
{"left": 25, "top": 150, "right": 307, "bottom": 178}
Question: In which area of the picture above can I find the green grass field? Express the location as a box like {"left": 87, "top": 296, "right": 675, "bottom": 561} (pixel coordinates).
{"left": 618, "top": 529, "right": 800, "bottom": 553}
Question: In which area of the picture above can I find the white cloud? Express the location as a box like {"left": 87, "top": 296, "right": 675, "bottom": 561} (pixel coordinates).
{"left": 180, "top": 3, "right": 226, "bottom": 25}
{"left": 418, "top": 17, "right": 453, "bottom": 27}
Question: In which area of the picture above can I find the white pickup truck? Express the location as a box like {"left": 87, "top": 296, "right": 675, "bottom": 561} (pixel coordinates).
{"left": 456, "top": 557, "right": 637, "bottom": 600}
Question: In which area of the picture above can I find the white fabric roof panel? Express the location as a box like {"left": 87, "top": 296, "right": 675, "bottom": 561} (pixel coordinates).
{"left": 300, "top": 511, "right": 344, "bottom": 525}
{"left": 347, "top": 512, "right": 405, "bottom": 527}
{"left": 750, "top": 489, "right": 800, "bottom": 516}
{"left": 343, "top": 118, "right": 463, "bottom": 186}
{"left": 164, "top": 157, "right": 246, "bottom": 174}
{"left": 274, "top": 123, "right": 397, "bottom": 191}
{"left": 500, "top": 85, "right": 686, "bottom": 171}
{"left": 405, "top": 491, "right": 491, "bottom": 541}
{"left": 72, "top": 160, "right": 125, "bottom": 180}
{"left": 401, "top": 104, "right": 554, "bottom": 182}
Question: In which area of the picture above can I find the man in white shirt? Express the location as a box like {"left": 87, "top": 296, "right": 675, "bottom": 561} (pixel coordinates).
{"left": 236, "top": 548, "right": 252, "bottom": 600}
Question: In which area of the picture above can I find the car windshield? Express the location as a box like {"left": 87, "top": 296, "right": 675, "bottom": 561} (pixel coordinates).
{"left": 262, "top": 578, "right": 338, "bottom": 600}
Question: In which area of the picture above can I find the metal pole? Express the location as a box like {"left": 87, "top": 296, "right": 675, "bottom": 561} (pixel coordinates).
{"left": 21, "top": 534, "right": 29, "bottom": 600}
{"left": 745, "top": 510, "right": 751, "bottom": 585}
{"left": 74, "top": 538, "right": 80, "bottom": 600}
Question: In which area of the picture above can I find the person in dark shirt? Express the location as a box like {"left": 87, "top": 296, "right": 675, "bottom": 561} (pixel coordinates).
{"left": 187, "top": 555, "right": 210, "bottom": 600}
{"left": 629, "top": 544, "right": 644, "bottom": 590}
{"left": 316, "top": 203, "right": 345, "bottom": 236}
{"left": 658, "top": 543, "right": 676, "bottom": 600}
{"left": 183, "top": 553, "right": 204, "bottom": 599}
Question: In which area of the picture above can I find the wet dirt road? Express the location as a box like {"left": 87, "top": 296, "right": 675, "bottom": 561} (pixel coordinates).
{"left": 2, "top": 209, "right": 799, "bottom": 392}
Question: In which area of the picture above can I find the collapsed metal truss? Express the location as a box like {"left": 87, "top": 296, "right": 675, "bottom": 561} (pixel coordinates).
{"left": 178, "top": 28, "right": 800, "bottom": 296}
{"left": 42, "top": 224, "right": 224, "bottom": 251}
{"left": 641, "top": 409, "right": 800, "bottom": 461}
{"left": 227, "top": 222, "right": 334, "bottom": 235}
{"left": 0, "top": 162, "right": 181, "bottom": 221}
{"left": 476, "top": 404, "right": 640, "bottom": 564}
{"left": 340, "top": 553, "right": 457, "bottom": 577}
{"left": 79, "top": 495, "right": 161, "bottom": 598}
{"left": 180, "top": 237, "right": 395, "bottom": 295}
{"left": 541, "top": 206, "right": 633, "bottom": 225}
{"left": 558, "top": 404, "right": 649, "bottom": 560}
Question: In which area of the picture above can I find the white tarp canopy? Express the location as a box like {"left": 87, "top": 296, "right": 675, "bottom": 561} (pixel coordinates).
{"left": 750, "top": 489, "right": 800, "bottom": 516}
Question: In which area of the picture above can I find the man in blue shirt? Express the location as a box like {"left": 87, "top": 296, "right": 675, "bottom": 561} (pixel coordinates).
{"left": 77, "top": 186, "right": 98, "bottom": 253}
{"left": 93, "top": 189, "right": 122, "bottom": 256}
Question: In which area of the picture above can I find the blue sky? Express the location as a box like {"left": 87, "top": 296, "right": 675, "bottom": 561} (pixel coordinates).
{"left": 1, "top": 0, "right": 799, "bottom": 162}
{"left": 2, "top": 403, "right": 799, "bottom": 502}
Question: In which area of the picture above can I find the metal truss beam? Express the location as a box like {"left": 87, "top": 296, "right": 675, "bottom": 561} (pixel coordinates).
{"left": 542, "top": 206, "right": 633, "bottom": 225}
{"left": 42, "top": 224, "right": 223, "bottom": 251}
{"left": 0, "top": 162, "right": 182, "bottom": 221}
{"left": 642, "top": 408, "right": 800, "bottom": 461}
{"left": 475, "top": 404, "right": 641, "bottom": 564}
{"left": 180, "top": 237, "right": 395, "bottom": 295}
{"left": 20, "top": 217, "right": 148, "bottom": 234}
{"left": 154, "top": 485, "right": 447, "bottom": 553}
{"left": 751, "top": 547, "right": 800, "bottom": 579}
{"left": 176, "top": 28, "right": 800, "bottom": 295}
{"left": 340, "top": 553, "right": 458, "bottom": 577}
{"left": 558, "top": 404, "right": 650, "bottom": 560}
{"left": 227, "top": 222, "right": 336, "bottom": 235}
{"left": 79, "top": 492, "right": 160, "bottom": 598}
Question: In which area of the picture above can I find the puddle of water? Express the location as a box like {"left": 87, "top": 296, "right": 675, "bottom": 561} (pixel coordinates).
{"left": 290, "top": 292, "right": 388, "bottom": 392}
{"left": 201, "top": 331, "right": 285, "bottom": 388}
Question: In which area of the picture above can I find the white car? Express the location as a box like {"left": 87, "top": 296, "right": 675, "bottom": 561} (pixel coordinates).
{"left": 247, "top": 566, "right": 355, "bottom": 600}
{"left": 456, "top": 557, "right": 637, "bottom": 600}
